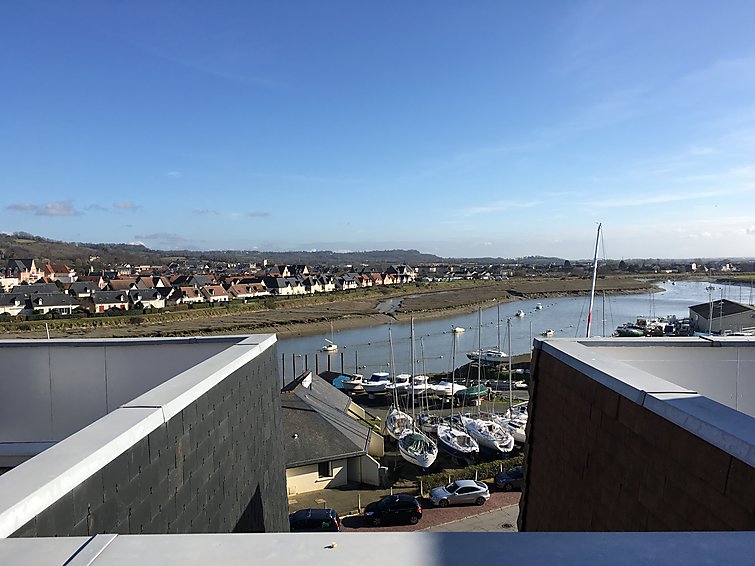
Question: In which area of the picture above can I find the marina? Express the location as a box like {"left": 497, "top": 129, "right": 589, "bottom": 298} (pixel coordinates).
{"left": 278, "top": 280, "right": 750, "bottom": 378}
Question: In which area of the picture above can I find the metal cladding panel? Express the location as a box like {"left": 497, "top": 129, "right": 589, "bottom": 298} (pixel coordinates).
{"left": 49, "top": 345, "right": 108, "bottom": 440}
{"left": 0, "top": 347, "right": 54, "bottom": 442}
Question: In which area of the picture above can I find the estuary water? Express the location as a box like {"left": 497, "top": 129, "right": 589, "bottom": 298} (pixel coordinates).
{"left": 278, "top": 280, "right": 751, "bottom": 379}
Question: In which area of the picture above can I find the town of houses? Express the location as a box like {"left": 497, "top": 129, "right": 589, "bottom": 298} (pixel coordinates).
{"left": 2, "top": 255, "right": 747, "bottom": 320}
{"left": 0, "top": 258, "right": 420, "bottom": 318}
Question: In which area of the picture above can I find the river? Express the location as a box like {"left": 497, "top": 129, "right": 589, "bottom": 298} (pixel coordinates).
{"left": 278, "top": 280, "right": 751, "bottom": 379}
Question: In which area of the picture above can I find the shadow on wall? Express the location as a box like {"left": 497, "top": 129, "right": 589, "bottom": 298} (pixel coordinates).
{"left": 234, "top": 485, "right": 265, "bottom": 533}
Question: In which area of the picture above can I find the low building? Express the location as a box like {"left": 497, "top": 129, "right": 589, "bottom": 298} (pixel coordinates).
{"left": 282, "top": 372, "right": 384, "bottom": 495}
{"left": 689, "top": 298, "right": 755, "bottom": 335}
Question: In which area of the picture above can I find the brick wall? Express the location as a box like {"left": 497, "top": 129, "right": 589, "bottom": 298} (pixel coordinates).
{"left": 519, "top": 351, "right": 755, "bottom": 531}
{"left": 11, "top": 346, "right": 288, "bottom": 536}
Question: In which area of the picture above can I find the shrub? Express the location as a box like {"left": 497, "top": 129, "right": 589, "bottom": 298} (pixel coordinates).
{"left": 420, "top": 455, "right": 524, "bottom": 493}
{"left": 128, "top": 316, "right": 145, "bottom": 325}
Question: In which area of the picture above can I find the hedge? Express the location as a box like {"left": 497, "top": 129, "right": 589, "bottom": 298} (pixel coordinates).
{"left": 419, "top": 454, "right": 524, "bottom": 493}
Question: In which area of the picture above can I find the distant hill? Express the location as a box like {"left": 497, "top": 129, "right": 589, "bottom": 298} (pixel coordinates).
{"left": 0, "top": 232, "right": 444, "bottom": 269}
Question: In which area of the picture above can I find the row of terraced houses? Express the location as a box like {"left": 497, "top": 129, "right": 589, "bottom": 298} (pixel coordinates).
{"left": 0, "top": 259, "right": 417, "bottom": 317}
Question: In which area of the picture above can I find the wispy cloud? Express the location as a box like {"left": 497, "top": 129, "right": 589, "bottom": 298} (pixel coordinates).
{"left": 247, "top": 211, "right": 271, "bottom": 217}
{"left": 86, "top": 203, "right": 109, "bottom": 211}
{"left": 165, "top": 171, "right": 182, "bottom": 178}
{"left": 586, "top": 186, "right": 752, "bottom": 209}
{"left": 746, "top": 226, "right": 755, "bottom": 235}
{"left": 459, "top": 199, "right": 541, "bottom": 217}
{"left": 6, "top": 200, "right": 81, "bottom": 216}
{"left": 192, "top": 208, "right": 220, "bottom": 215}
{"left": 6, "top": 203, "right": 38, "bottom": 212}
{"left": 114, "top": 202, "right": 141, "bottom": 211}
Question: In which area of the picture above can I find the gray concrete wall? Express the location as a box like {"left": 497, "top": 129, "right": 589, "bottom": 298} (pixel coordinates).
{"left": 0, "top": 336, "right": 288, "bottom": 537}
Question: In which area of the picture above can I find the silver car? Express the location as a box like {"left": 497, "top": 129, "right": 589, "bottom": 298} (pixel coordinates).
{"left": 429, "top": 479, "right": 490, "bottom": 507}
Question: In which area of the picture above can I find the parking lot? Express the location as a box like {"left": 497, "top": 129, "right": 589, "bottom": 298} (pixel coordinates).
{"left": 289, "top": 486, "right": 520, "bottom": 532}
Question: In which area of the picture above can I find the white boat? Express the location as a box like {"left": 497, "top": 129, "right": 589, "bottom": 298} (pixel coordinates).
{"left": 409, "top": 375, "right": 433, "bottom": 399}
{"left": 515, "top": 309, "right": 526, "bottom": 318}
{"left": 341, "top": 373, "right": 364, "bottom": 392}
{"left": 321, "top": 321, "right": 337, "bottom": 351}
{"left": 466, "top": 349, "right": 507, "bottom": 363}
{"left": 436, "top": 423, "right": 479, "bottom": 459}
{"left": 541, "top": 329, "right": 554, "bottom": 337}
{"left": 396, "top": 319, "right": 438, "bottom": 469}
{"left": 398, "top": 428, "right": 438, "bottom": 469}
{"left": 385, "top": 373, "right": 411, "bottom": 393}
{"left": 461, "top": 414, "right": 515, "bottom": 454}
{"left": 417, "top": 413, "right": 444, "bottom": 434}
{"left": 363, "top": 372, "right": 391, "bottom": 394}
{"left": 492, "top": 412, "right": 527, "bottom": 444}
{"left": 452, "top": 326, "right": 465, "bottom": 333}
{"left": 384, "top": 406, "right": 413, "bottom": 440}
{"left": 535, "top": 303, "right": 543, "bottom": 310}
{"left": 432, "top": 381, "right": 467, "bottom": 399}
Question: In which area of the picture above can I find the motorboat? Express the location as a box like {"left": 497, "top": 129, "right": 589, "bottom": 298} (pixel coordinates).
{"left": 363, "top": 372, "right": 391, "bottom": 394}
{"left": 452, "top": 326, "right": 465, "bottom": 333}
{"left": 385, "top": 373, "right": 411, "bottom": 393}
{"left": 454, "top": 384, "right": 489, "bottom": 402}
{"left": 515, "top": 310, "right": 526, "bottom": 318}
{"left": 409, "top": 375, "right": 433, "bottom": 399}
{"left": 466, "top": 349, "right": 507, "bottom": 363}
{"left": 432, "top": 381, "right": 467, "bottom": 400}
{"left": 341, "top": 373, "right": 364, "bottom": 392}
{"left": 535, "top": 303, "right": 543, "bottom": 310}
{"left": 541, "top": 329, "right": 554, "bottom": 337}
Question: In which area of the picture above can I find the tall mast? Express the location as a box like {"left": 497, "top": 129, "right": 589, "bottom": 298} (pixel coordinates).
{"left": 508, "top": 317, "right": 513, "bottom": 412}
{"left": 586, "top": 222, "right": 602, "bottom": 338}
{"left": 450, "top": 333, "right": 456, "bottom": 422}
{"left": 477, "top": 308, "right": 482, "bottom": 417}
{"left": 497, "top": 302, "right": 501, "bottom": 351}
{"left": 410, "top": 318, "right": 416, "bottom": 422}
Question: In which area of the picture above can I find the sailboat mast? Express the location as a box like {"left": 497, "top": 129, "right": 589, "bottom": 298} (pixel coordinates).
{"left": 508, "top": 317, "right": 513, "bottom": 412}
{"left": 477, "top": 308, "right": 482, "bottom": 417}
{"left": 497, "top": 302, "right": 501, "bottom": 351}
{"left": 410, "top": 318, "right": 416, "bottom": 422}
{"left": 451, "top": 334, "right": 456, "bottom": 421}
{"left": 586, "top": 222, "right": 602, "bottom": 338}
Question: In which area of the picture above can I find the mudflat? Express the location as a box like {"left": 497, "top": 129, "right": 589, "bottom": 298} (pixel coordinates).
{"left": 2, "top": 277, "right": 655, "bottom": 340}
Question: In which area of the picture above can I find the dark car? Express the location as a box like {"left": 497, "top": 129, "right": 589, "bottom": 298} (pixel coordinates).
{"left": 494, "top": 465, "right": 524, "bottom": 491}
{"left": 289, "top": 508, "right": 341, "bottom": 532}
{"left": 364, "top": 494, "right": 422, "bottom": 526}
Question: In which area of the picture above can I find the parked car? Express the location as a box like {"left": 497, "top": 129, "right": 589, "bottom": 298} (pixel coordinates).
{"left": 429, "top": 479, "right": 490, "bottom": 507}
{"left": 289, "top": 508, "right": 341, "bottom": 532}
{"left": 494, "top": 465, "right": 524, "bottom": 491}
{"left": 364, "top": 494, "right": 422, "bottom": 526}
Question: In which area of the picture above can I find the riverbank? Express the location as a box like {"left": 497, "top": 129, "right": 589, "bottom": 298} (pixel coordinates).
{"left": 0, "top": 276, "right": 656, "bottom": 340}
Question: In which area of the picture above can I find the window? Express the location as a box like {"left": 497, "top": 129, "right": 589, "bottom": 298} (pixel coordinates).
{"left": 318, "top": 461, "right": 333, "bottom": 478}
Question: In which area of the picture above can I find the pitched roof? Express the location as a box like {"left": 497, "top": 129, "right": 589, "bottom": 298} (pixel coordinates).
{"left": 92, "top": 291, "right": 129, "bottom": 303}
{"left": 689, "top": 299, "right": 755, "bottom": 319}
{"left": 281, "top": 372, "right": 370, "bottom": 467}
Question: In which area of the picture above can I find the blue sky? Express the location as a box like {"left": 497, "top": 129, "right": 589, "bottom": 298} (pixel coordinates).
{"left": 2, "top": 1, "right": 755, "bottom": 259}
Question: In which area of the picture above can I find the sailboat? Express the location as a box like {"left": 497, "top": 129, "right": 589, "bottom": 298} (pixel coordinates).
{"left": 466, "top": 302, "right": 507, "bottom": 364}
{"left": 321, "top": 321, "right": 338, "bottom": 352}
{"left": 462, "top": 309, "right": 515, "bottom": 455}
{"left": 490, "top": 320, "right": 527, "bottom": 445}
{"left": 383, "top": 327, "right": 413, "bottom": 440}
{"left": 397, "top": 319, "right": 438, "bottom": 469}
{"left": 436, "top": 332, "right": 479, "bottom": 460}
